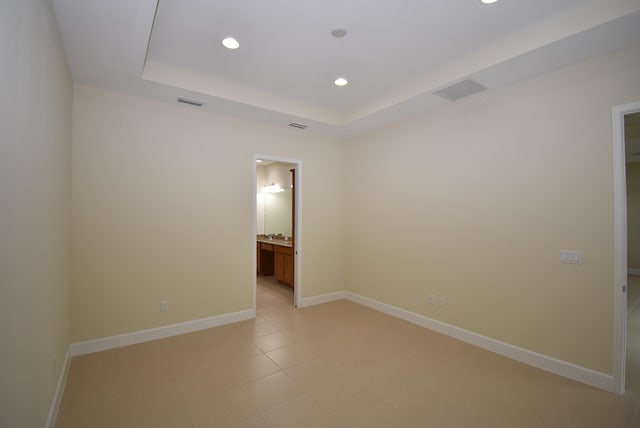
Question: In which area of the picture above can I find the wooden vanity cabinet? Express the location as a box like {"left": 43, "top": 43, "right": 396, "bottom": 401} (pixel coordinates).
{"left": 257, "top": 241, "right": 292, "bottom": 287}
{"left": 274, "top": 245, "right": 294, "bottom": 287}
{"left": 257, "top": 242, "right": 274, "bottom": 276}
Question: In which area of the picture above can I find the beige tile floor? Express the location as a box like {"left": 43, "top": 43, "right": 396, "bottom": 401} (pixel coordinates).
{"left": 56, "top": 276, "right": 640, "bottom": 427}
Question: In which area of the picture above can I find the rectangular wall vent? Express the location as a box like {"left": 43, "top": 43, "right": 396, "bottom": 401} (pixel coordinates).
{"left": 288, "top": 122, "right": 308, "bottom": 130}
{"left": 177, "top": 97, "right": 205, "bottom": 107}
{"left": 433, "top": 79, "right": 487, "bottom": 101}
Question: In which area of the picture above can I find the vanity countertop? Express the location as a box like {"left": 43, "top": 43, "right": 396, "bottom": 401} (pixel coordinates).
{"left": 257, "top": 238, "right": 292, "bottom": 248}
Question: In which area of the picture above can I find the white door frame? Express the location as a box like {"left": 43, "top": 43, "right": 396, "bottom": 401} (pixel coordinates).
{"left": 613, "top": 101, "right": 640, "bottom": 394}
{"left": 252, "top": 154, "right": 303, "bottom": 309}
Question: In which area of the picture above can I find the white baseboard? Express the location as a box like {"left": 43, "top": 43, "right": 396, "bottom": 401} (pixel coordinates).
{"left": 45, "top": 348, "right": 71, "bottom": 428}
{"left": 344, "top": 292, "right": 613, "bottom": 392}
{"left": 69, "top": 309, "right": 255, "bottom": 356}
{"left": 629, "top": 268, "right": 640, "bottom": 276}
{"left": 298, "top": 291, "right": 346, "bottom": 308}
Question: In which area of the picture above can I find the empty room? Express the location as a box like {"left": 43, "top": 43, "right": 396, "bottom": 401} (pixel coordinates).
{"left": 3, "top": 0, "right": 640, "bottom": 427}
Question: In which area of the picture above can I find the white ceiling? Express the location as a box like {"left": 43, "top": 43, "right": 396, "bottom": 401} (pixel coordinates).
{"left": 52, "top": 0, "right": 640, "bottom": 137}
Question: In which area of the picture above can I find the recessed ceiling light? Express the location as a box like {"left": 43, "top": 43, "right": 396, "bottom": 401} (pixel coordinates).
{"left": 222, "top": 37, "right": 239, "bottom": 50}
{"left": 334, "top": 77, "right": 348, "bottom": 87}
{"left": 331, "top": 29, "right": 347, "bottom": 38}
{"left": 256, "top": 159, "right": 263, "bottom": 163}
{"left": 480, "top": 0, "right": 498, "bottom": 4}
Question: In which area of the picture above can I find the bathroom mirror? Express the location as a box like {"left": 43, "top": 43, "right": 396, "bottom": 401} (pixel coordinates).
{"left": 258, "top": 189, "right": 292, "bottom": 236}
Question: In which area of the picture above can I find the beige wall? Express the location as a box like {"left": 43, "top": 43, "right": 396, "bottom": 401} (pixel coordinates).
{"left": 71, "top": 85, "right": 345, "bottom": 342}
{"left": 626, "top": 117, "right": 640, "bottom": 141}
{"left": 0, "top": 0, "right": 73, "bottom": 426}
{"left": 345, "top": 46, "right": 640, "bottom": 375}
{"left": 628, "top": 162, "right": 640, "bottom": 270}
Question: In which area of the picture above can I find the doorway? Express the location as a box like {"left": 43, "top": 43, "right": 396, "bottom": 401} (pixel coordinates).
{"left": 613, "top": 102, "right": 640, "bottom": 394}
{"left": 253, "top": 155, "right": 302, "bottom": 311}
{"left": 624, "top": 111, "right": 640, "bottom": 393}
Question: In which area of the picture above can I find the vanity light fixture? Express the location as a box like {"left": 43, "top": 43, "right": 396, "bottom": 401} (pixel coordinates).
{"left": 334, "top": 77, "right": 348, "bottom": 87}
{"left": 222, "top": 36, "right": 240, "bottom": 49}
{"left": 263, "top": 183, "right": 285, "bottom": 193}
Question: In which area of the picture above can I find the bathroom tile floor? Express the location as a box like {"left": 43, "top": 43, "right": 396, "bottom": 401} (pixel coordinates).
{"left": 56, "top": 276, "right": 640, "bottom": 427}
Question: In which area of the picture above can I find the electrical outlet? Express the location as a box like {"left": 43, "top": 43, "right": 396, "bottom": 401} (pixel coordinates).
{"left": 439, "top": 296, "right": 446, "bottom": 307}
{"left": 160, "top": 300, "right": 168, "bottom": 312}
{"left": 560, "top": 250, "right": 582, "bottom": 264}
{"left": 428, "top": 294, "right": 436, "bottom": 305}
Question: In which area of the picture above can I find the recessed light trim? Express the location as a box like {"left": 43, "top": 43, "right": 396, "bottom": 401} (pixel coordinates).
{"left": 334, "top": 77, "right": 348, "bottom": 87}
{"left": 331, "top": 29, "right": 347, "bottom": 38}
{"left": 480, "top": 0, "right": 498, "bottom": 4}
{"left": 222, "top": 37, "right": 240, "bottom": 50}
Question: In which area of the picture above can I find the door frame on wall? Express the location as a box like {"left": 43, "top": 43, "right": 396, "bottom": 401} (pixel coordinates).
{"left": 613, "top": 100, "right": 640, "bottom": 394}
{"left": 252, "top": 154, "right": 302, "bottom": 309}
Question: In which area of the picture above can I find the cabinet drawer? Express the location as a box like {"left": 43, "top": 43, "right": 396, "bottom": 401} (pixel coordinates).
{"left": 274, "top": 245, "right": 293, "bottom": 255}
{"left": 261, "top": 243, "right": 274, "bottom": 251}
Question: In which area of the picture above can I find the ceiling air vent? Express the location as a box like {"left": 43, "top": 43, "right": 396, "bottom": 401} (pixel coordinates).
{"left": 433, "top": 79, "right": 487, "bottom": 101}
{"left": 288, "top": 122, "right": 308, "bottom": 130}
{"left": 177, "top": 97, "right": 205, "bottom": 107}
